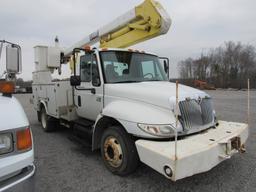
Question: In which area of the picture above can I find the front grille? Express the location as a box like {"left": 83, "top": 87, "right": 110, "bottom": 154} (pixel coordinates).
{"left": 179, "top": 98, "right": 214, "bottom": 131}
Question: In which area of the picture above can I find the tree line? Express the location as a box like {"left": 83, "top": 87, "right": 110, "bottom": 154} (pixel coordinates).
{"left": 178, "top": 41, "right": 256, "bottom": 88}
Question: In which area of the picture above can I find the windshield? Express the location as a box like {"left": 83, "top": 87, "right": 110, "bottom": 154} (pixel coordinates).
{"left": 100, "top": 51, "right": 168, "bottom": 83}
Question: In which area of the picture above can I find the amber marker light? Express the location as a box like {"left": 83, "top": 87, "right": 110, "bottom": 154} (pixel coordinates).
{"left": 16, "top": 128, "right": 32, "bottom": 151}
{"left": 0, "top": 81, "right": 15, "bottom": 94}
{"left": 84, "top": 45, "right": 91, "bottom": 52}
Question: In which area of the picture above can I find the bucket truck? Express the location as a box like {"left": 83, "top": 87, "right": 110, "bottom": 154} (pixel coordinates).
{"left": 32, "top": 0, "right": 248, "bottom": 181}
{"left": 0, "top": 40, "right": 35, "bottom": 191}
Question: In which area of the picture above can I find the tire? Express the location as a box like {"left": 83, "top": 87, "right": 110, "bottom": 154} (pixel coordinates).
{"left": 40, "top": 107, "right": 58, "bottom": 132}
{"left": 37, "top": 111, "right": 41, "bottom": 122}
{"left": 100, "top": 126, "right": 139, "bottom": 176}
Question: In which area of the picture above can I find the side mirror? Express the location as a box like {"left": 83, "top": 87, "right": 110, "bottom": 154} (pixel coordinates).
{"left": 6, "top": 45, "right": 21, "bottom": 74}
{"left": 164, "top": 60, "right": 169, "bottom": 74}
{"left": 70, "top": 75, "right": 81, "bottom": 86}
{"left": 159, "top": 57, "right": 170, "bottom": 79}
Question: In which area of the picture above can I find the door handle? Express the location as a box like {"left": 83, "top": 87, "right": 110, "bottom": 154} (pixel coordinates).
{"left": 75, "top": 87, "right": 96, "bottom": 94}
{"left": 78, "top": 95, "right": 81, "bottom": 107}
{"left": 82, "top": 88, "right": 96, "bottom": 94}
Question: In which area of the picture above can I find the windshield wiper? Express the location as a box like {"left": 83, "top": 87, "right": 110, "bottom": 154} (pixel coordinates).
{"left": 145, "top": 79, "right": 162, "bottom": 81}
{"left": 112, "top": 80, "right": 142, "bottom": 84}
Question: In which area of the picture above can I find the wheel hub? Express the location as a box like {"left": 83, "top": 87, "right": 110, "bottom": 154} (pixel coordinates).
{"left": 103, "top": 136, "right": 123, "bottom": 168}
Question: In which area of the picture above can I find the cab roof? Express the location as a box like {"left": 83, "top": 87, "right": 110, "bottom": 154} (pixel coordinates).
{"left": 96, "top": 47, "right": 157, "bottom": 56}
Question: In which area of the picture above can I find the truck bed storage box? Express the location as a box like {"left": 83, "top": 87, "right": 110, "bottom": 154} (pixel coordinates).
{"left": 34, "top": 46, "right": 61, "bottom": 71}
{"left": 32, "top": 71, "right": 52, "bottom": 84}
{"left": 32, "top": 80, "right": 75, "bottom": 120}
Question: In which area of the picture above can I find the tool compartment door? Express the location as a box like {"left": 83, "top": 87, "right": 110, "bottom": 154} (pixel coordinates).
{"left": 46, "top": 85, "right": 57, "bottom": 117}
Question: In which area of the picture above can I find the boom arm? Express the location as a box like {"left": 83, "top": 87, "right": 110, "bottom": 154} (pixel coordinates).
{"left": 64, "top": 0, "right": 171, "bottom": 57}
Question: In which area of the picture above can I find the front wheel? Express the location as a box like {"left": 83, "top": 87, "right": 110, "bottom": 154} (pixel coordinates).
{"left": 100, "top": 126, "right": 139, "bottom": 176}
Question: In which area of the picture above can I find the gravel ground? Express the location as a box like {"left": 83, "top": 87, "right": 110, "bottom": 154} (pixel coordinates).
{"left": 9, "top": 90, "right": 256, "bottom": 192}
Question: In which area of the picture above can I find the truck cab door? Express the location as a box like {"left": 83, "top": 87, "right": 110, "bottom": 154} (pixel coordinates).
{"left": 74, "top": 53, "right": 103, "bottom": 121}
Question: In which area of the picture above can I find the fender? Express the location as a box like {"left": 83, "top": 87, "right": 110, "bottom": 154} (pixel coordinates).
{"left": 39, "top": 99, "right": 48, "bottom": 114}
{"left": 91, "top": 100, "right": 176, "bottom": 150}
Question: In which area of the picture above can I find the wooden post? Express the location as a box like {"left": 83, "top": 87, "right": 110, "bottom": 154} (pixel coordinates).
{"left": 247, "top": 79, "right": 250, "bottom": 126}
{"left": 175, "top": 80, "right": 179, "bottom": 161}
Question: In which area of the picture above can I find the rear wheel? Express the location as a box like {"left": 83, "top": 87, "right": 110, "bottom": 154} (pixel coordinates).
{"left": 40, "top": 107, "right": 58, "bottom": 132}
{"left": 100, "top": 126, "right": 139, "bottom": 176}
{"left": 37, "top": 111, "right": 41, "bottom": 122}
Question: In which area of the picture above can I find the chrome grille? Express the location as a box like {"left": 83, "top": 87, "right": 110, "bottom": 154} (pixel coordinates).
{"left": 179, "top": 98, "right": 214, "bottom": 131}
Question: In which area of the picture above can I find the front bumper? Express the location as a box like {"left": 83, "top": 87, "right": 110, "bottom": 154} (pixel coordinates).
{"left": 0, "top": 164, "right": 35, "bottom": 192}
{"left": 0, "top": 150, "right": 35, "bottom": 191}
{"left": 135, "top": 120, "right": 248, "bottom": 181}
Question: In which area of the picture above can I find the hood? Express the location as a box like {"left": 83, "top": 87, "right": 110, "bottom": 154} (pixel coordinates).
{"left": 0, "top": 94, "right": 29, "bottom": 131}
{"left": 105, "top": 81, "right": 210, "bottom": 110}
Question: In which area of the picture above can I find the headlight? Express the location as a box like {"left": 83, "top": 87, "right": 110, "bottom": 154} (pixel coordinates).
{"left": 0, "top": 133, "right": 13, "bottom": 155}
{"left": 137, "top": 123, "right": 177, "bottom": 137}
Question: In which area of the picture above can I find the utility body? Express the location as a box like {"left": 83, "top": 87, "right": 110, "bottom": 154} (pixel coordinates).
{"left": 32, "top": 0, "right": 248, "bottom": 181}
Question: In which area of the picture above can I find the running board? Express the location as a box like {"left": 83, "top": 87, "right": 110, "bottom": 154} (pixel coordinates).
{"left": 72, "top": 118, "right": 94, "bottom": 145}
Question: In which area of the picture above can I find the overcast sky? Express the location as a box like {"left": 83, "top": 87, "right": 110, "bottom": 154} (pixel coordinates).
{"left": 0, "top": 0, "right": 255, "bottom": 80}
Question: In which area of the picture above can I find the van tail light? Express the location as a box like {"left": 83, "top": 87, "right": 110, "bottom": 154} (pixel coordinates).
{"left": 16, "top": 128, "right": 32, "bottom": 151}
{"left": 0, "top": 81, "right": 15, "bottom": 95}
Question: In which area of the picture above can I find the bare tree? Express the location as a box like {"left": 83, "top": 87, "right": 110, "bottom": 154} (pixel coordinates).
{"left": 178, "top": 41, "right": 256, "bottom": 88}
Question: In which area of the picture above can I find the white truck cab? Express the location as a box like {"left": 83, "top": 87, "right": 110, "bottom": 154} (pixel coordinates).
{"left": 32, "top": 47, "right": 248, "bottom": 181}
{"left": 32, "top": 0, "right": 248, "bottom": 181}
{"left": 0, "top": 40, "right": 35, "bottom": 191}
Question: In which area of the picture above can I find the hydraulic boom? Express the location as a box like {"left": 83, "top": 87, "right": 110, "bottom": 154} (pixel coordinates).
{"left": 64, "top": 0, "right": 171, "bottom": 57}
